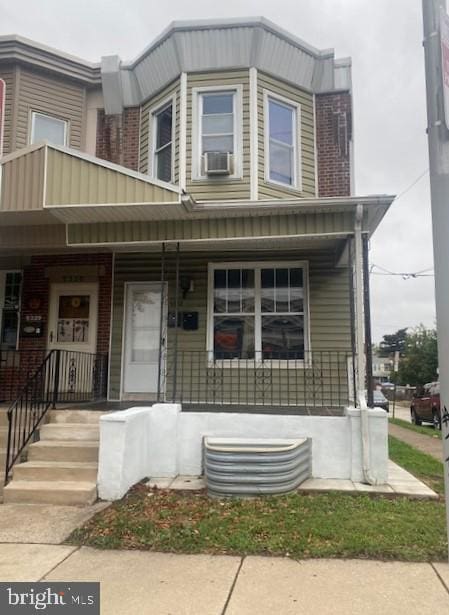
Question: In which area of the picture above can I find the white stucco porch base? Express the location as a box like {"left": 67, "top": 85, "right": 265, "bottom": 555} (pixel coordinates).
{"left": 97, "top": 404, "right": 388, "bottom": 501}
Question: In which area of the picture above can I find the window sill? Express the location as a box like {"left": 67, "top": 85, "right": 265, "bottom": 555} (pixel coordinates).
{"left": 191, "top": 175, "right": 244, "bottom": 183}
{"left": 263, "top": 179, "right": 302, "bottom": 193}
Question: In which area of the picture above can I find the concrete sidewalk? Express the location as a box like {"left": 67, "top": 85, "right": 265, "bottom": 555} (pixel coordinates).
{"left": 0, "top": 544, "right": 447, "bottom": 614}
{"left": 389, "top": 422, "right": 443, "bottom": 461}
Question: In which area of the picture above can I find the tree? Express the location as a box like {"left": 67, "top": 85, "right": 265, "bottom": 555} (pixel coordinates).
{"left": 395, "top": 326, "right": 438, "bottom": 386}
{"left": 378, "top": 328, "right": 408, "bottom": 357}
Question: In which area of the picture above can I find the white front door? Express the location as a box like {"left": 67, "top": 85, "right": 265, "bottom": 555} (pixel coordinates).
{"left": 123, "top": 282, "right": 166, "bottom": 396}
{"left": 48, "top": 283, "right": 98, "bottom": 354}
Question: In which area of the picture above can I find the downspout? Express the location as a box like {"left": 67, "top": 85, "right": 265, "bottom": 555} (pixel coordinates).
{"left": 354, "top": 204, "right": 377, "bottom": 485}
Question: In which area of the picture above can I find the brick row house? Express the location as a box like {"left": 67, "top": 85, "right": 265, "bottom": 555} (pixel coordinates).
{"left": 0, "top": 18, "right": 393, "bottom": 502}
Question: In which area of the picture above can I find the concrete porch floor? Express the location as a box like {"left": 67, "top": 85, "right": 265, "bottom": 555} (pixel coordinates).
{"left": 147, "top": 461, "right": 438, "bottom": 499}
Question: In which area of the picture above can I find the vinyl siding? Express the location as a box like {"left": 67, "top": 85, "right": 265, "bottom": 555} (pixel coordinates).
{"left": 67, "top": 211, "right": 354, "bottom": 246}
{"left": 109, "top": 250, "right": 351, "bottom": 401}
{"left": 0, "top": 224, "right": 66, "bottom": 250}
{"left": 45, "top": 148, "right": 178, "bottom": 206}
{"left": 139, "top": 78, "right": 180, "bottom": 183}
{"left": 0, "top": 65, "right": 16, "bottom": 155}
{"left": 14, "top": 67, "right": 86, "bottom": 150}
{"left": 186, "top": 70, "right": 251, "bottom": 201}
{"left": 0, "top": 147, "right": 45, "bottom": 211}
{"left": 257, "top": 72, "right": 316, "bottom": 199}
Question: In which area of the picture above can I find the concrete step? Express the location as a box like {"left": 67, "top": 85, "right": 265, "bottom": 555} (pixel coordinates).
{"left": 40, "top": 423, "right": 99, "bottom": 441}
{"left": 28, "top": 440, "right": 99, "bottom": 463}
{"left": 3, "top": 480, "right": 97, "bottom": 505}
{"left": 49, "top": 410, "right": 108, "bottom": 424}
{"left": 13, "top": 460, "right": 98, "bottom": 482}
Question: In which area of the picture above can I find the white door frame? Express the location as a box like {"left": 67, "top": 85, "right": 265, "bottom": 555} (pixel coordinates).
{"left": 121, "top": 281, "right": 167, "bottom": 399}
{"left": 47, "top": 282, "right": 99, "bottom": 354}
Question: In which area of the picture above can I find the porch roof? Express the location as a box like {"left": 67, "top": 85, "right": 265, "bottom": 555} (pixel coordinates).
{"left": 0, "top": 142, "right": 181, "bottom": 225}
{"left": 0, "top": 142, "right": 395, "bottom": 248}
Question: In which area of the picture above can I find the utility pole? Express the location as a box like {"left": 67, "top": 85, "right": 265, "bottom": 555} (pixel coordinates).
{"left": 422, "top": 0, "right": 449, "bottom": 557}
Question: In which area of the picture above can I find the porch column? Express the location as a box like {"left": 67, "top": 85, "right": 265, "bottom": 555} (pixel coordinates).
{"left": 362, "top": 234, "right": 374, "bottom": 407}
{"left": 353, "top": 204, "right": 366, "bottom": 403}
{"left": 157, "top": 242, "right": 166, "bottom": 402}
{"left": 172, "top": 242, "right": 180, "bottom": 402}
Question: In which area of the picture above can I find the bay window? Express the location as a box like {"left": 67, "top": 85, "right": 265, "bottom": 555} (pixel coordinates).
{"left": 209, "top": 263, "right": 308, "bottom": 362}
{"left": 151, "top": 100, "right": 174, "bottom": 183}
{"left": 265, "top": 92, "right": 300, "bottom": 188}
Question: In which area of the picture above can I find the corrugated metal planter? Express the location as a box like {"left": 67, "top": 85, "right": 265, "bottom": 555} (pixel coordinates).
{"left": 204, "top": 437, "right": 311, "bottom": 497}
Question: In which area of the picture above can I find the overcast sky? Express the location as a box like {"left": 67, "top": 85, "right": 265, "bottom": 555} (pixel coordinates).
{"left": 0, "top": 0, "right": 436, "bottom": 343}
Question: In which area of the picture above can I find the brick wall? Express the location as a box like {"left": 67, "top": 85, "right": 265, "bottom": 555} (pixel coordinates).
{"left": 19, "top": 253, "right": 112, "bottom": 355}
{"left": 315, "top": 92, "right": 352, "bottom": 197}
{"left": 96, "top": 107, "right": 140, "bottom": 171}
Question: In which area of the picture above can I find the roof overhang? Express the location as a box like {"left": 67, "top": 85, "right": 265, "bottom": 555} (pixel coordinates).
{"left": 46, "top": 194, "right": 394, "bottom": 235}
{"left": 0, "top": 142, "right": 394, "bottom": 250}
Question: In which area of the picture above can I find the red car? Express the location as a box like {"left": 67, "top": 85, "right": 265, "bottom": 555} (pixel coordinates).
{"left": 410, "top": 382, "right": 441, "bottom": 429}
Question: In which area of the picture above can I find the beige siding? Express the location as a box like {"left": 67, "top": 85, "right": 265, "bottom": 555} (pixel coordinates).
{"left": 0, "top": 224, "right": 66, "bottom": 250}
{"left": 0, "top": 65, "right": 16, "bottom": 155}
{"left": 15, "top": 67, "right": 86, "bottom": 150}
{"left": 139, "top": 79, "right": 180, "bottom": 182}
{"left": 45, "top": 149, "right": 179, "bottom": 206}
{"left": 0, "top": 147, "right": 45, "bottom": 211}
{"left": 68, "top": 211, "right": 354, "bottom": 245}
{"left": 186, "top": 70, "right": 251, "bottom": 201}
{"left": 109, "top": 250, "right": 351, "bottom": 401}
{"left": 257, "top": 72, "right": 316, "bottom": 199}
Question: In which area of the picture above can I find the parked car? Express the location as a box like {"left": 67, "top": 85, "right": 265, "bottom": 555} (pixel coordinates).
{"left": 410, "top": 382, "right": 441, "bottom": 429}
{"left": 373, "top": 390, "right": 389, "bottom": 412}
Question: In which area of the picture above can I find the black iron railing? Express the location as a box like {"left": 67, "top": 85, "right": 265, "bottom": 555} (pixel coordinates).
{"left": 4, "top": 349, "right": 108, "bottom": 484}
{"left": 0, "top": 349, "right": 47, "bottom": 402}
{"left": 164, "top": 350, "right": 354, "bottom": 409}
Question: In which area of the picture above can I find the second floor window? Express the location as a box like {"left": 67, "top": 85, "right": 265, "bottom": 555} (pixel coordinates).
{"left": 200, "top": 92, "right": 235, "bottom": 157}
{"left": 266, "top": 95, "right": 299, "bottom": 188}
{"left": 152, "top": 102, "right": 173, "bottom": 183}
{"left": 30, "top": 112, "right": 68, "bottom": 146}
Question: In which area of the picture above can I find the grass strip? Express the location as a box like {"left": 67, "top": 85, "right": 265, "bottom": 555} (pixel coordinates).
{"left": 390, "top": 417, "right": 442, "bottom": 440}
{"left": 69, "top": 478, "right": 447, "bottom": 561}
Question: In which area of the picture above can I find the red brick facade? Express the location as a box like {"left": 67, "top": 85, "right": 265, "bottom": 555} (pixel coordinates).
{"left": 96, "top": 107, "right": 140, "bottom": 171}
{"left": 19, "top": 253, "right": 113, "bottom": 355}
{"left": 0, "top": 254, "right": 112, "bottom": 401}
{"left": 315, "top": 92, "right": 352, "bottom": 197}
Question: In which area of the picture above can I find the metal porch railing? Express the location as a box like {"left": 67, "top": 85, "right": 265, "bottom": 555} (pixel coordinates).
{"left": 4, "top": 349, "right": 108, "bottom": 485}
{"left": 164, "top": 350, "right": 354, "bottom": 409}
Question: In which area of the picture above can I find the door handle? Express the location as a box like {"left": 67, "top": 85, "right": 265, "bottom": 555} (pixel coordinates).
{"left": 49, "top": 331, "right": 54, "bottom": 343}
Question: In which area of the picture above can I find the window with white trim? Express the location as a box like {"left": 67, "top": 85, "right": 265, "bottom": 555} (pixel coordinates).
{"left": 266, "top": 95, "right": 298, "bottom": 187}
{"left": 152, "top": 101, "right": 173, "bottom": 183}
{"left": 210, "top": 263, "right": 307, "bottom": 361}
{"left": 30, "top": 112, "right": 68, "bottom": 146}
{"left": 193, "top": 88, "right": 242, "bottom": 178}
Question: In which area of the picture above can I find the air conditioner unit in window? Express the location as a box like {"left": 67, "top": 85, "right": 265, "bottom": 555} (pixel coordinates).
{"left": 203, "top": 152, "right": 232, "bottom": 175}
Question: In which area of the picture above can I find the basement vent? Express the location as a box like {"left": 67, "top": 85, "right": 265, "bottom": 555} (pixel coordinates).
{"left": 203, "top": 151, "right": 232, "bottom": 175}
{"left": 204, "top": 437, "right": 311, "bottom": 498}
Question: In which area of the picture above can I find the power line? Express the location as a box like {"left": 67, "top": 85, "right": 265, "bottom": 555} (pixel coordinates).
{"left": 370, "top": 263, "right": 434, "bottom": 279}
{"left": 393, "top": 168, "right": 429, "bottom": 202}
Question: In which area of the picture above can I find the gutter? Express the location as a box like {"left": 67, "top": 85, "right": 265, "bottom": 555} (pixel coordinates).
{"left": 354, "top": 204, "right": 377, "bottom": 485}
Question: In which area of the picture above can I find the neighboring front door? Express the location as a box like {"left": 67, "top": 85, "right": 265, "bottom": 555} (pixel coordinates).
{"left": 47, "top": 283, "right": 99, "bottom": 397}
{"left": 48, "top": 283, "right": 99, "bottom": 354}
{"left": 123, "top": 282, "right": 166, "bottom": 397}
